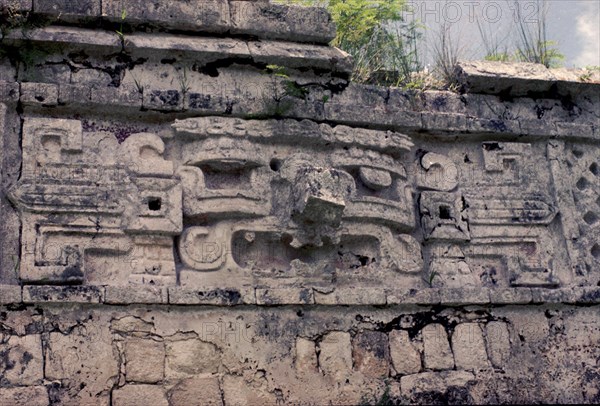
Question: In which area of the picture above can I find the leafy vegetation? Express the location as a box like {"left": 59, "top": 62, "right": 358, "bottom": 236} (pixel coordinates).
{"left": 430, "top": 21, "right": 463, "bottom": 88}
{"left": 278, "top": 0, "right": 570, "bottom": 90}
{"left": 512, "top": 0, "right": 564, "bottom": 68}
{"left": 475, "top": 0, "right": 564, "bottom": 68}
{"left": 280, "top": 0, "right": 423, "bottom": 87}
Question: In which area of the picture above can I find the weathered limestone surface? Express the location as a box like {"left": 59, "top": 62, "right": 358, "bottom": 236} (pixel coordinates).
{"left": 0, "top": 305, "right": 596, "bottom": 404}
{"left": 0, "top": 1, "right": 599, "bottom": 404}
{"left": 422, "top": 324, "right": 455, "bottom": 370}
{"left": 389, "top": 329, "right": 422, "bottom": 375}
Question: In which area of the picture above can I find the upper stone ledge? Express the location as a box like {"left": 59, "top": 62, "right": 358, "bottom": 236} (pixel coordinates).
{"left": 1, "top": 25, "right": 352, "bottom": 74}
{"left": 0, "top": 0, "right": 336, "bottom": 44}
{"left": 455, "top": 60, "right": 600, "bottom": 98}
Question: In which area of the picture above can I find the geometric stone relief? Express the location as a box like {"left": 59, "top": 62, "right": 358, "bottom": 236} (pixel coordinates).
{"left": 417, "top": 141, "right": 565, "bottom": 288}
{"left": 9, "top": 116, "right": 424, "bottom": 288}
{"left": 5, "top": 113, "right": 586, "bottom": 290}
{"left": 549, "top": 140, "right": 600, "bottom": 286}
{"left": 9, "top": 118, "right": 182, "bottom": 285}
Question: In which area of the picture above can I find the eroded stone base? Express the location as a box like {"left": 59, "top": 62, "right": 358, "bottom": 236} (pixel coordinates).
{"left": 0, "top": 303, "right": 598, "bottom": 405}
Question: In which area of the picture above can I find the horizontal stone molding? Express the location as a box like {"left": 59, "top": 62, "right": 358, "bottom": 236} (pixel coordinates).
{"left": 1, "top": 26, "right": 352, "bottom": 74}
{"left": 2, "top": 79, "right": 596, "bottom": 141}
{"left": 2, "top": 0, "right": 336, "bottom": 44}
{"left": 455, "top": 60, "right": 600, "bottom": 97}
{"left": 3, "top": 284, "right": 600, "bottom": 306}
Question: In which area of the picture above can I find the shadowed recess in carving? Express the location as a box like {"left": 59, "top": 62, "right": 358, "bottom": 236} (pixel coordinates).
{"left": 232, "top": 231, "right": 378, "bottom": 272}
{"left": 200, "top": 165, "right": 253, "bottom": 190}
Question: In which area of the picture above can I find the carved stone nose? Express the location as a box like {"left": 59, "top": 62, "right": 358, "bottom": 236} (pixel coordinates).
{"left": 294, "top": 167, "right": 353, "bottom": 228}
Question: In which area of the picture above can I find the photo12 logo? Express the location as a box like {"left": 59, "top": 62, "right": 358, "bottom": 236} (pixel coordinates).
{"left": 401, "top": 1, "right": 542, "bottom": 24}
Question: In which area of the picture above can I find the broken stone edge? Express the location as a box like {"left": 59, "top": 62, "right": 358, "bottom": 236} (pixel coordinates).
{"left": 455, "top": 60, "right": 600, "bottom": 97}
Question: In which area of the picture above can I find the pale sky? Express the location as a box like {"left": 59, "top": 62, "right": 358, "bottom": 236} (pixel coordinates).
{"left": 401, "top": 0, "right": 600, "bottom": 67}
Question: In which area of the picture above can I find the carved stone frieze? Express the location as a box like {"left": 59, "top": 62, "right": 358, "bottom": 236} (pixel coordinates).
{"left": 416, "top": 141, "right": 567, "bottom": 289}
{"left": 7, "top": 116, "right": 423, "bottom": 288}
{"left": 2, "top": 112, "right": 590, "bottom": 291}
{"left": 9, "top": 118, "right": 182, "bottom": 285}
{"left": 173, "top": 117, "right": 421, "bottom": 288}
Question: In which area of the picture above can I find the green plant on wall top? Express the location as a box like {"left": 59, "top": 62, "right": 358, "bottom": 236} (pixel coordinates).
{"left": 475, "top": 0, "right": 564, "bottom": 68}
{"left": 279, "top": 0, "right": 422, "bottom": 86}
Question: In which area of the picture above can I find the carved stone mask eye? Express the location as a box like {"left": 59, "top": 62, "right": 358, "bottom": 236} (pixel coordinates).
{"left": 358, "top": 167, "right": 392, "bottom": 190}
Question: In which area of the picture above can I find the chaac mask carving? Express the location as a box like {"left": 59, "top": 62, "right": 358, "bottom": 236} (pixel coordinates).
{"left": 173, "top": 117, "right": 422, "bottom": 288}
{"left": 9, "top": 116, "right": 423, "bottom": 288}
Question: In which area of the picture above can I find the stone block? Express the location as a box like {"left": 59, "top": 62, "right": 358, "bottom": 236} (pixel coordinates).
{"left": 4, "top": 26, "right": 121, "bottom": 50}
{"left": 422, "top": 90, "right": 468, "bottom": 115}
{"left": 451, "top": 323, "right": 490, "bottom": 371}
{"left": 574, "top": 287, "right": 600, "bottom": 304}
{"left": 222, "top": 374, "right": 277, "bottom": 406}
{"left": 352, "top": 331, "right": 390, "bottom": 378}
{"left": 46, "top": 329, "right": 118, "bottom": 404}
{"left": 113, "top": 385, "right": 169, "bottom": 406}
{"left": 105, "top": 286, "right": 167, "bottom": 304}
{"left": 248, "top": 41, "right": 352, "bottom": 74}
{"left": 256, "top": 287, "right": 313, "bottom": 305}
{"left": 165, "top": 337, "right": 221, "bottom": 379}
{"left": 493, "top": 307, "right": 549, "bottom": 343}
{"left": 401, "top": 371, "right": 476, "bottom": 398}
{"left": 0, "top": 386, "right": 48, "bottom": 406}
{"left": 387, "top": 288, "right": 441, "bottom": 305}
{"left": 490, "top": 288, "right": 532, "bottom": 304}
{"left": 20, "top": 82, "right": 58, "bottom": 106}
{"left": 127, "top": 34, "right": 250, "bottom": 59}
{"left": 230, "top": 1, "right": 335, "bottom": 44}
{"left": 439, "top": 288, "right": 490, "bottom": 305}
{"left": 314, "top": 287, "right": 386, "bottom": 305}
{"left": 389, "top": 330, "right": 421, "bottom": 375}
{"left": 318, "top": 331, "right": 352, "bottom": 381}
{"left": 0, "top": 81, "right": 19, "bottom": 101}
{"left": 518, "top": 118, "right": 557, "bottom": 136}
{"left": 169, "top": 377, "right": 223, "bottom": 406}
{"left": 0, "top": 334, "right": 44, "bottom": 385}
{"left": 485, "top": 321, "right": 511, "bottom": 368}
{"left": 530, "top": 287, "right": 574, "bottom": 304}
{"left": 71, "top": 68, "right": 113, "bottom": 86}
{"left": 125, "top": 338, "right": 165, "bottom": 383}
{"left": 556, "top": 122, "right": 595, "bottom": 138}
{"left": 102, "top": 0, "right": 230, "bottom": 33}
{"left": 22, "top": 63, "right": 71, "bottom": 84}
{"left": 421, "top": 112, "right": 468, "bottom": 132}
{"left": 34, "top": 0, "right": 101, "bottom": 19}
{"left": 455, "top": 60, "right": 555, "bottom": 96}
{"left": 422, "top": 323, "right": 454, "bottom": 370}
{"left": 111, "top": 316, "right": 154, "bottom": 334}
{"left": 143, "top": 89, "right": 184, "bottom": 111}
{"left": 466, "top": 117, "right": 521, "bottom": 134}
{"left": 295, "top": 337, "right": 317, "bottom": 373}
{"left": 0, "top": 284, "right": 21, "bottom": 304}
{"left": 91, "top": 84, "right": 141, "bottom": 107}
{"left": 168, "top": 287, "right": 255, "bottom": 305}
{"left": 58, "top": 83, "right": 91, "bottom": 105}
{"left": 23, "top": 286, "right": 103, "bottom": 303}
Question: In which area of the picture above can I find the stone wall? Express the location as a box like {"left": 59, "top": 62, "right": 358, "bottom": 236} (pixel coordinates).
{"left": 0, "top": 1, "right": 599, "bottom": 404}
